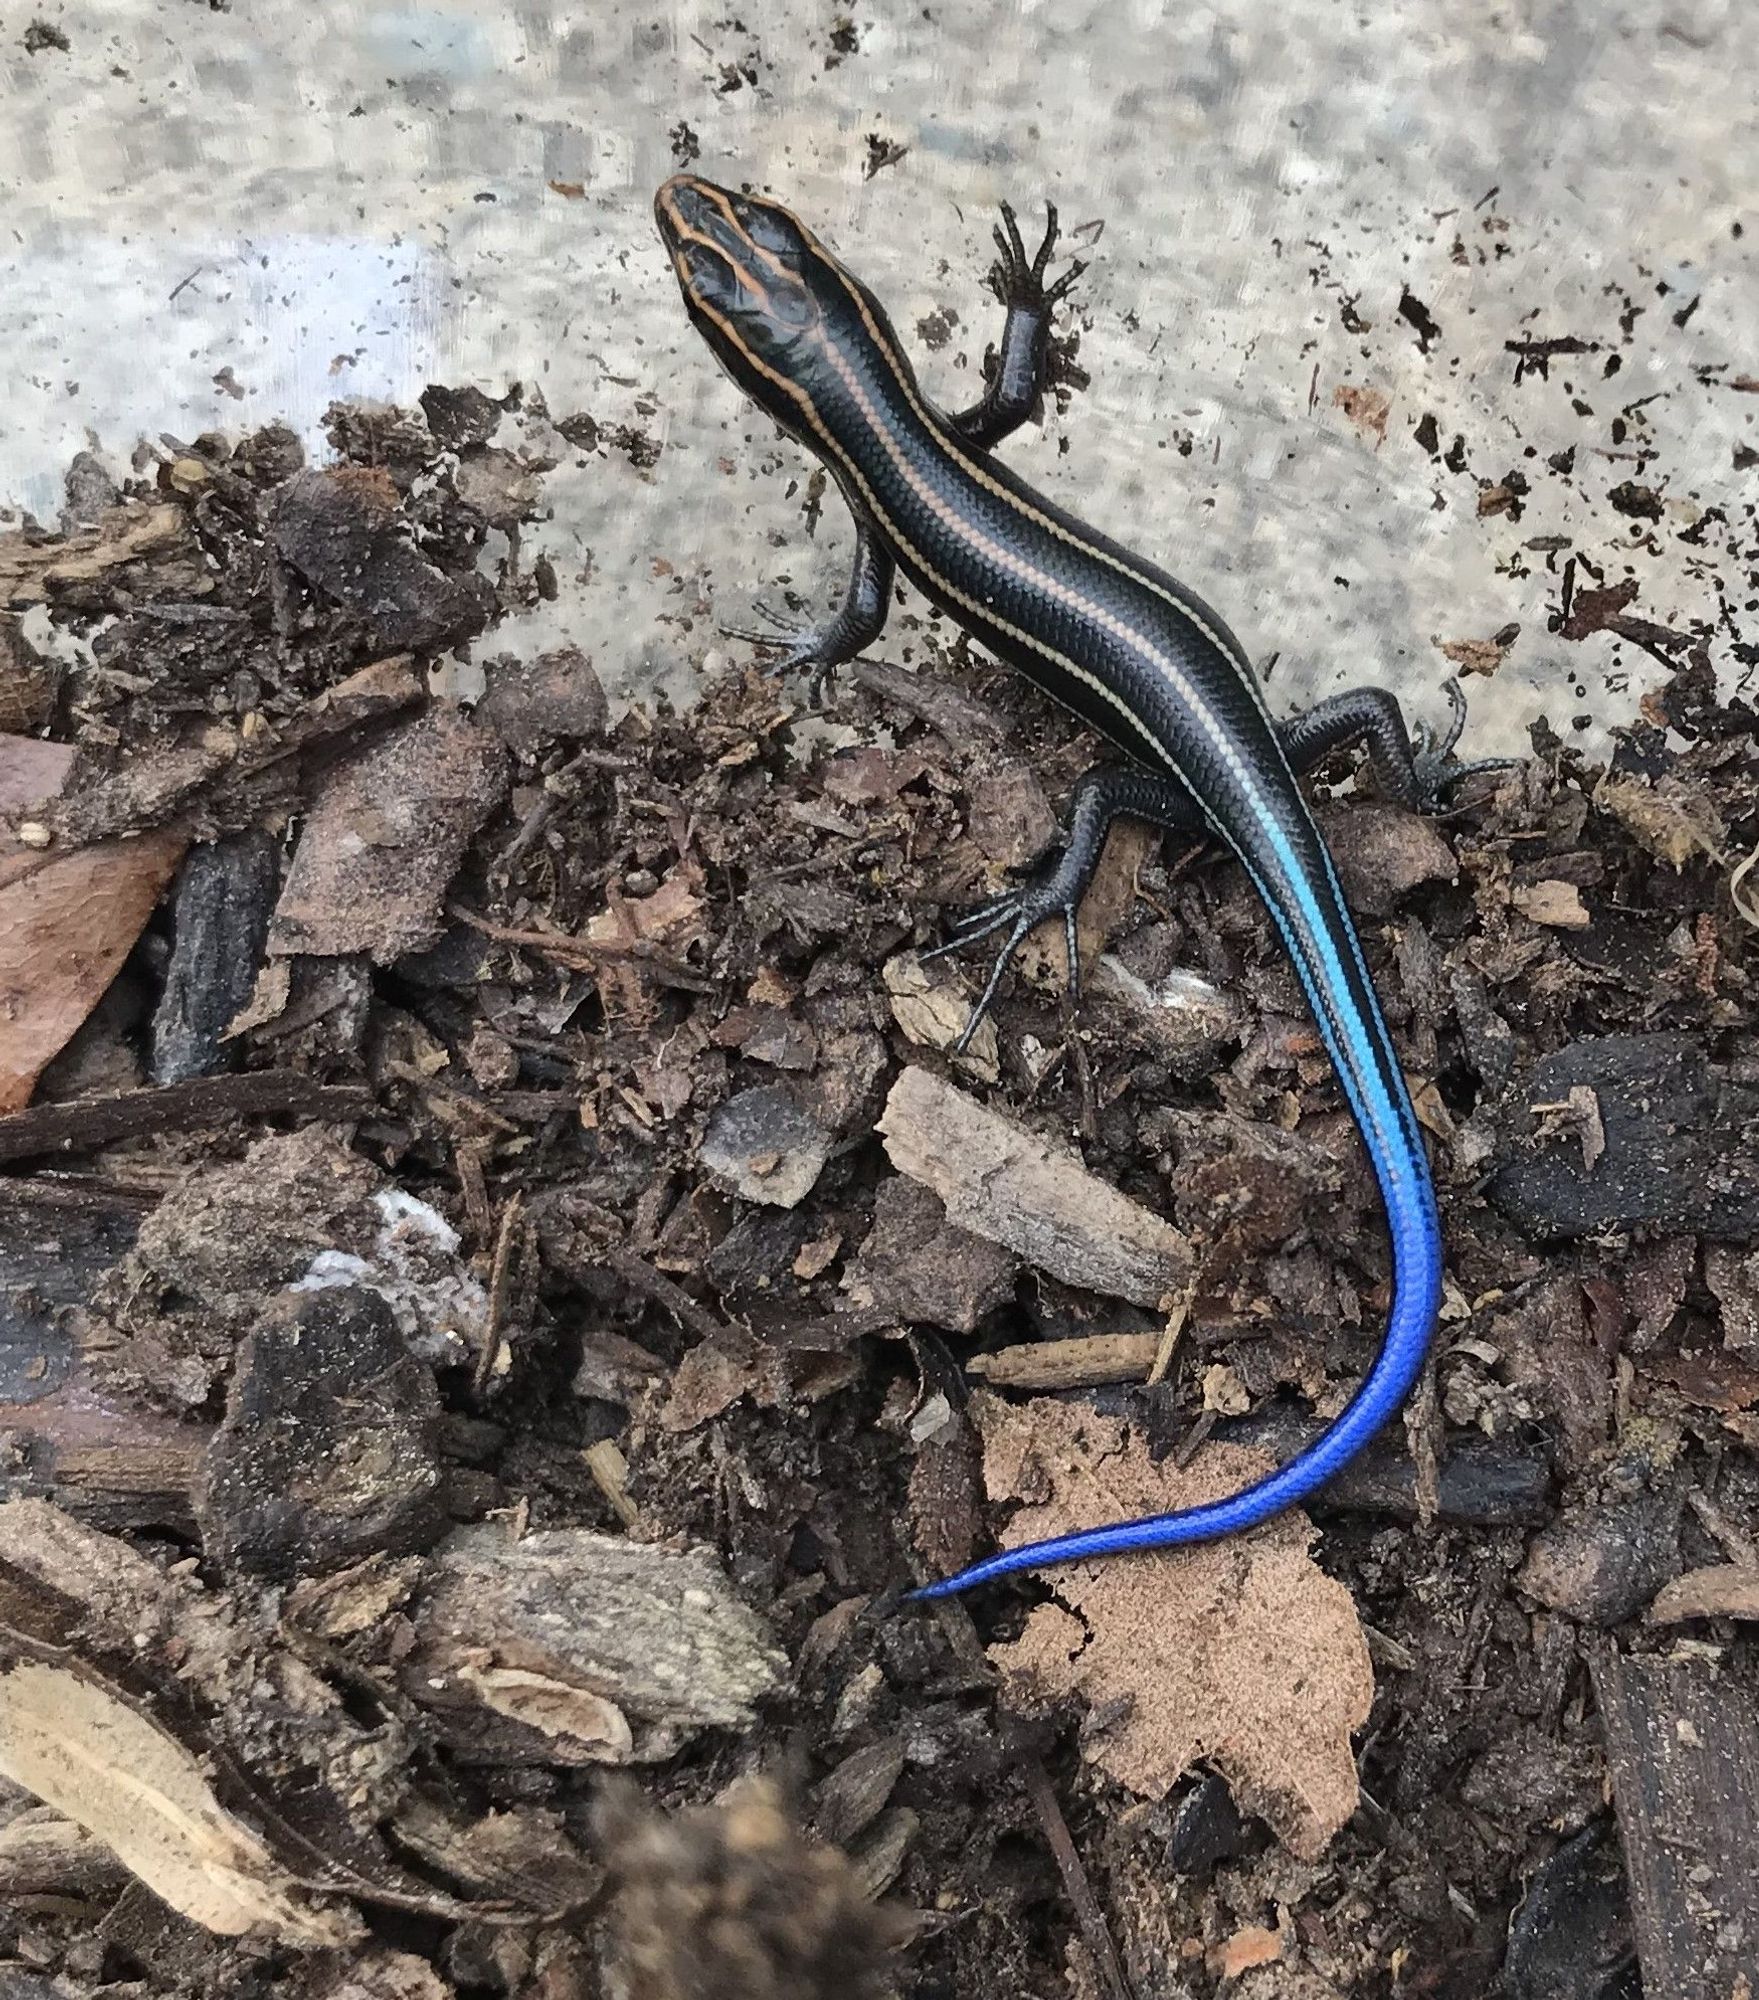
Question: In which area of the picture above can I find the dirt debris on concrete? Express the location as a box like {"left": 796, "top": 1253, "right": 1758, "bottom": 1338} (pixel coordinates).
{"left": 0, "top": 392, "right": 1755, "bottom": 2000}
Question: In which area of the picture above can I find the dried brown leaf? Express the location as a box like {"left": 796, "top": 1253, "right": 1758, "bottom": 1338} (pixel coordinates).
{"left": 974, "top": 1394, "right": 1373, "bottom": 1859}
{"left": 1512, "top": 878, "right": 1591, "bottom": 928}
{"left": 1208, "top": 1922, "right": 1285, "bottom": 1978}
{"left": 586, "top": 866, "right": 705, "bottom": 950}
{"left": 1332, "top": 382, "right": 1391, "bottom": 444}
{"left": 0, "top": 732, "right": 185, "bottom": 1112}
{"left": 1435, "top": 632, "right": 1513, "bottom": 677}
{"left": 661, "top": 1340, "right": 755, "bottom": 1432}
{"left": 586, "top": 864, "right": 707, "bottom": 1022}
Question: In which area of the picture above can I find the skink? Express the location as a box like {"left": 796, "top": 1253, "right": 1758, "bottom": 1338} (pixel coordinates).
{"left": 656, "top": 173, "right": 1483, "bottom": 1600}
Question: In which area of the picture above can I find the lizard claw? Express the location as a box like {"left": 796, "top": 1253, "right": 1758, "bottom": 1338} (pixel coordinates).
{"left": 923, "top": 843, "right": 1088, "bottom": 1053}
{"left": 1413, "top": 677, "right": 1519, "bottom": 807}
{"left": 987, "top": 200, "right": 1081, "bottom": 314}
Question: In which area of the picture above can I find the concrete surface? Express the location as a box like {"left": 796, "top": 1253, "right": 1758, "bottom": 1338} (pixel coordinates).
{"left": 2, "top": 0, "right": 1755, "bottom": 749}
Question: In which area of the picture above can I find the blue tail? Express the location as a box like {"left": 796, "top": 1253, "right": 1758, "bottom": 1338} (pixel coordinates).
{"left": 909, "top": 811, "right": 1444, "bottom": 1602}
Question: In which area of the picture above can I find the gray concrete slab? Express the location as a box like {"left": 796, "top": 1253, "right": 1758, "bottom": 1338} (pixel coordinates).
{"left": 3, "top": 0, "right": 1754, "bottom": 749}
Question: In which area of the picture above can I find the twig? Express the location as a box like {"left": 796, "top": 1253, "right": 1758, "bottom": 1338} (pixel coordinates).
{"left": 604, "top": 1242, "right": 733, "bottom": 1348}
{"left": 1145, "top": 1291, "right": 1191, "bottom": 1388}
{"left": 474, "top": 1193, "right": 525, "bottom": 1397}
{"left": 583, "top": 1439, "right": 643, "bottom": 1531}
{"left": 0, "top": 1074, "right": 373, "bottom": 1165}
{"left": 448, "top": 902, "right": 717, "bottom": 994}
{"left": 1013, "top": 1738, "right": 1135, "bottom": 2000}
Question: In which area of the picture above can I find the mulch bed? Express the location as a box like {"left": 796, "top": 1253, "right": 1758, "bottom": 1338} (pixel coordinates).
{"left": 1, "top": 392, "right": 1756, "bottom": 2000}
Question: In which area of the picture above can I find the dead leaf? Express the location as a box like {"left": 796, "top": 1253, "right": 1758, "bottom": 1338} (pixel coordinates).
{"left": 974, "top": 1394, "right": 1373, "bottom": 1859}
{"left": 1594, "top": 772, "right": 1727, "bottom": 870}
{"left": 819, "top": 745, "right": 929, "bottom": 806}
{"left": 223, "top": 955, "right": 293, "bottom": 1039}
{"left": 1529, "top": 1083, "right": 1606, "bottom": 1172}
{"left": 793, "top": 1233, "right": 842, "bottom": 1281}
{"left": 1208, "top": 1923, "right": 1284, "bottom": 1979}
{"left": 1332, "top": 383, "right": 1391, "bottom": 445}
{"left": 1645, "top": 1349, "right": 1759, "bottom": 1413}
{"left": 659, "top": 1326, "right": 858, "bottom": 1433}
{"left": 0, "top": 1655, "right": 356, "bottom": 1944}
{"left": 1201, "top": 1363, "right": 1252, "bottom": 1415}
{"left": 661, "top": 1342, "right": 752, "bottom": 1430}
{"left": 585, "top": 864, "right": 707, "bottom": 1023}
{"left": 595, "top": 869, "right": 706, "bottom": 948}
{"left": 1436, "top": 633, "right": 1513, "bottom": 677}
{"left": 391, "top": 1797, "right": 601, "bottom": 1915}
{"left": 0, "top": 733, "right": 186, "bottom": 1112}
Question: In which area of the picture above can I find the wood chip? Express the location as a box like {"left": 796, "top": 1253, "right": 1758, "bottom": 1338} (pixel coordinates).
{"left": 1, "top": 732, "right": 186, "bottom": 1113}
{"left": 967, "top": 1331, "right": 1163, "bottom": 1391}
{"left": 404, "top": 1523, "right": 787, "bottom": 1763}
{"left": 1595, "top": 772, "right": 1727, "bottom": 869}
{"left": 0, "top": 1072, "right": 373, "bottom": 1165}
{"left": 0, "top": 1804, "right": 128, "bottom": 1899}
{"left": 0, "top": 504, "right": 193, "bottom": 606}
{"left": 0, "top": 1656, "right": 356, "bottom": 1944}
{"left": 698, "top": 1082, "right": 834, "bottom": 1209}
{"left": 1512, "top": 878, "right": 1591, "bottom": 928}
{"left": 877, "top": 1066, "right": 1192, "bottom": 1308}
{"left": 1649, "top": 1563, "right": 1759, "bottom": 1623}
{"left": 194, "top": 1286, "right": 446, "bottom": 1580}
{"left": 882, "top": 954, "right": 999, "bottom": 1080}
{"left": 1591, "top": 1648, "right": 1759, "bottom": 2000}
{"left": 270, "top": 705, "right": 508, "bottom": 962}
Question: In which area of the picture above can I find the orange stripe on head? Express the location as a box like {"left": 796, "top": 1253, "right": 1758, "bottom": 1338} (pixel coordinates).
{"left": 656, "top": 174, "right": 807, "bottom": 294}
